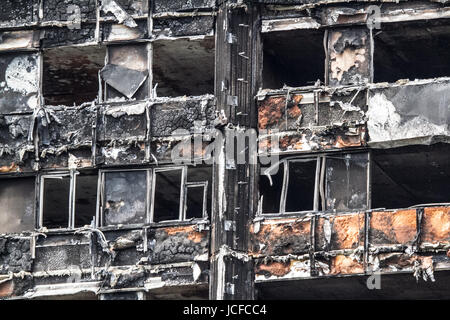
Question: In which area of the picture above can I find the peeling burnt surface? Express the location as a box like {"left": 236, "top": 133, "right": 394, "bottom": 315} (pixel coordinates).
{"left": 102, "top": 20, "right": 148, "bottom": 41}
{"left": 41, "top": 24, "right": 96, "bottom": 48}
{"left": 0, "top": 0, "right": 37, "bottom": 27}
{"left": 153, "top": 16, "right": 215, "bottom": 37}
{"left": 43, "top": 0, "right": 97, "bottom": 22}
{"left": 0, "top": 115, "right": 34, "bottom": 172}
{"left": 0, "top": 53, "right": 39, "bottom": 115}
{"left": 153, "top": 0, "right": 215, "bottom": 13}
{"left": 369, "top": 210, "right": 417, "bottom": 246}
{"left": 151, "top": 227, "right": 209, "bottom": 264}
{"left": 367, "top": 81, "right": 450, "bottom": 147}
{"left": 257, "top": 89, "right": 367, "bottom": 153}
{"left": 45, "top": 107, "right": 94, "bottom": 148}
{"left": 259, "top": 125, "right": 366, "bottom": 153}
{"left": 252, "top": 219, "right": 311, "bottom": 256}
{"left": 151, "top": 99, "right": 215, "bottom": 136}
{"left": 328, "top": 27, "right": 370, "bottom": 86}
{"left": 0, "top": 237, "right": 33, "bottom": 274}
{"left": 315, "top": 213, "right": 365, "bottom": 251}
{"left": 253, "top": 206, "right": 450, "bottom": 281}
{"left": 102, "top": 0, "right": 148, "bottom": 17}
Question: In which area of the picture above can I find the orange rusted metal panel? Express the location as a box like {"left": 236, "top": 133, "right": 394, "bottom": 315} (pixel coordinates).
{"left": 370, "top": 209, "right": 417, "bottom": 245}
{"left": 421, "top": 207, "right": 450, "bottom": 244}
{"left": 252, "top": 219, "right": 311, "bottom": 256}
{"left": 0, "top": 280, "right": 13, "bottom": 298}
{"left": 258, "top": 94, "right": 303, "bottom": 130}
{"left": 330, "top": 255, "right": 364, "bottom": 275}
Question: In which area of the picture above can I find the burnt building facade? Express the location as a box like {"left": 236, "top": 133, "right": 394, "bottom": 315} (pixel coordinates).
{"left": 0, "top": 0, "right": 449, "bottom": 300}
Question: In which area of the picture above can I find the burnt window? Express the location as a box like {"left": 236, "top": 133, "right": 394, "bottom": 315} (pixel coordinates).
{"left": 99, "top": 166, "right": 211, "bottom": 226}
{"left": 102, "top": 170, "right": 148, "bottom": 226}
{"left": 152, "top": 37, "right": 215, "bottom": 97}
{"left": 262, "top": 29, "right": 325, "bottom": 89}
{"left": 185, "top": 166, "right": 211, "bottom": 220}
{"left": 152, "top": 168, "right": 183, "bottom": 223}
{"left": 374, "top": 20, "right": 450, "bottom": 83}
{"left": 40, "top": 172, "right": 98, "bottom": 230}
{"left": 102, "top": 43, "right": 149, "bottom": 101}
{"left": 185, "top": 183, "right": 207, "bottom": 220}
{"left": 43, "top": 46, "right": 106, "bottom": 106}
{"left": 371, "top": 144, "right": 450, "bottom": 209}
{"left": 325, "top": 153, "right": 369, "bottom": 211}
{"left": 260, "top": 164, "right": 284, "bottom": 214}
{"left": 285, "top": 159, "right": 318, "bottom": 213}
{"left": 0, "top": 177, "right": 35, "bottom": 234}
{"left": 259, "top": 152, "right": 369, "bottom": 215}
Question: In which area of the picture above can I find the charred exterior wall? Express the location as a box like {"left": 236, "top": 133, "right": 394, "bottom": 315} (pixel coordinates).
{"left": 0, "top": 0, "right": 449, "bottom": 300}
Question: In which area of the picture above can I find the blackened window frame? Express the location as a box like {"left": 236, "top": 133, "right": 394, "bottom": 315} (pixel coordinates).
{"left": 259, "top": 151, "right": 371, "bottom": 217}
{"left": 38, "top": 170, "right": 99, "bottom": 230}
{"left": 98, "top": 165, "right": 210, "bottom": 228}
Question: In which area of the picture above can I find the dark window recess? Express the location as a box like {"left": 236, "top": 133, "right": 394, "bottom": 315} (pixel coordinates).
{"left": 260, "top": 165, "right": 284, "bottom": 214}
{"left": 42, "top": 176, "right": 70, "bottom": 229}
{"left": 372, "top": 144, "right": 450, "bottom": 209}
{"left": 187, "top": 166, "right": 212, "bottom": 218}
{"left": 153, "top": 169, "right": 182, "bottom": 222}
{"left": 374, "top": 21, "right": 450, "bottom": 83}
{"left": 0, "top": 177, "right": 35, "bottom": 234}
{"left": 103, "top": 171, "right": 147, "bottom": 226}
{"left": 152, "top": 38, "right": 215, "bottom": 97}
{"left": 285, "top": 160, "right": 317, "bottom": 213}
{"left": 43, "top": 46, "right": 106, "bottom": 106}
{"left": 325, "top": 153, "right": 368, "bottom": 211}
{"left": 185, "top": 185, "right": 206, "bottom": 219}
{"left": 102, "top": 44, "right": 149, "bottom": 101}
{"left": 74, "top": 174, "right": 98, "bottom": 228}
{"left": 262, "top": 29, "right": 325, "bottom": 89}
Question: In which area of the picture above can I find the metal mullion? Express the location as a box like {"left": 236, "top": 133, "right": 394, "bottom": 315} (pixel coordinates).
{"left": 95, "top": 171, "right": 103, "bottom": 227}
{"left": 68, "top": 170, "right": 78, "bottom": 229}
{"left": 313, "top": 156, "right": 321, "bottom": 212}
{"left": 146, "top": 169, "right": 152, "bottom": 224}
{"left": 280, "top": 160, "right": 288, "bottom": 214}
{"left": 180, "top": 166, "right": 187, "bottom": 221}
{"left": 150, "top": 168, "right": 157, "bottom": 223}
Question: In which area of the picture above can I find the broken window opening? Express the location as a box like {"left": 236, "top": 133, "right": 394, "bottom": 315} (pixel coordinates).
{"left": 185, "top": 182, "right": 207, "bottom": 220}
{"left": 40, "top": 171, "right": 98, "bottom": 230}
{"left": 99, "top": 166, "right": 212, "bottom": 226}
{"left": 152, "top": 37, "right": 215, "bottom": 97}
{"left": 262, "top": 29, "right": 325, "bottom": 89}
{"left": 371, "top": 143, "right": 450, "bottom": 210}
{"left": 43, "top": 45, "right": 106, "bottom": 106}
{"left": 260, "top": 164, "right": 284, "bottom": 214}
{"left": 374, "top": 20, "right": 450, "bottom": 83}
{"left": 324, "top": 153, "right": 369, "bottom": 211}
{"left": 74, "top": 173, "right": 99, "bottom": 228}
{"left": 259, "top": 152, "right": 370, "bottom": 216}
{"left": 284, "top": 159, "right": 318, "bottom": 213}
{"left": 102, "top": 43, "right": 149, "bottom": 101}
{"left": 152, "top": 167, "right": 184, "bottom": 223}
{"left": 41, "top": 174, "right": 71, "bottom": 229}
{"left": 0, "top": 177, "right": 35, "bottom": 234}
{"left": 102, "top": 170, "right": 148, "bottom": 226}
{"left": 186, "top": 166, "right": 212, "bottom": 219}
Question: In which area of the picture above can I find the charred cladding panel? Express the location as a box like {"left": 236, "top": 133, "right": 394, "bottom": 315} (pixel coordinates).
{"left": 0, "top": 0, "right": 38, "bottom": 27}
{"left": 153, "top": 0, "right": 215, "bottom": 13}
{"left": 43, "top": 0, "right": 97, "bottom": 21}
{"left": 0, "top": 177, "right": 35, "bottom": 234}
{"left": 0, "top": 53, "right": 39, "bottom": 114}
